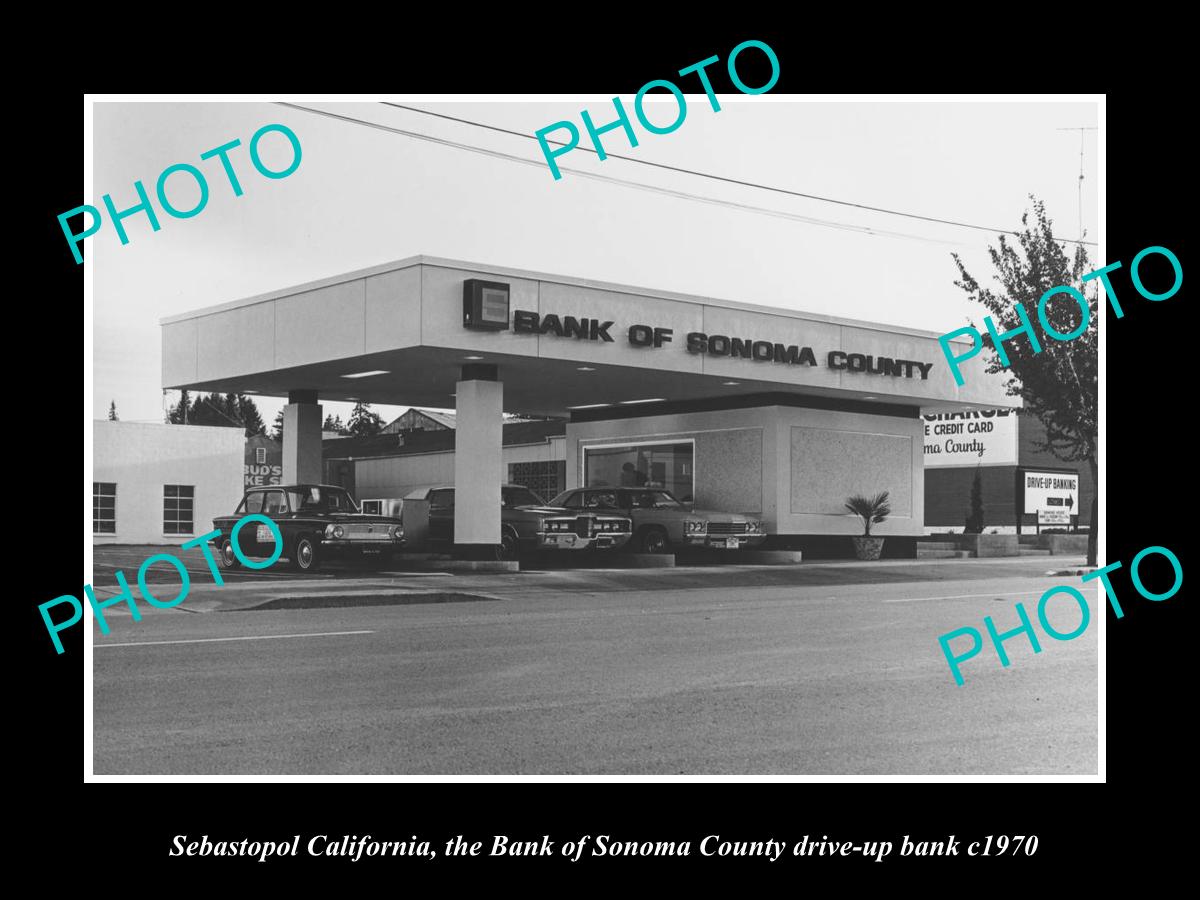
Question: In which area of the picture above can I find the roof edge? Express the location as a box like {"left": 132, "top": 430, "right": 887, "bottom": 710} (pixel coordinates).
{"left": 159, "top": 253, "right": 974, "bottom": 343}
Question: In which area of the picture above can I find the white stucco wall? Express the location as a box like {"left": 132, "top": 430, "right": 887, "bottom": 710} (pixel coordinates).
{"left": 566, "top": 405, "right": 924, "bottom": 536}
{"left": 353, "top": 439, "right": 565, "bottom": 502}
{"left": 92, "top": 421, "right": 244, "bottom": 545}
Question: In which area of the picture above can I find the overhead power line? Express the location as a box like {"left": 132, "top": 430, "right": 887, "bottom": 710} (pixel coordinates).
{"left": 277, "top": 102, "right": 966, "bottom": 246}
{"left": 381, "top": 102, "right": 1097, "bottom": 248}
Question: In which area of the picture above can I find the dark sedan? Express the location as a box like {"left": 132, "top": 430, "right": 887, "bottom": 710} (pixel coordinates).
{"left": 211, "top": 484, "right": 405, "bottom": 572}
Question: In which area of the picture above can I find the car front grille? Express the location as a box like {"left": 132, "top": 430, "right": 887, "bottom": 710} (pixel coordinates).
{"left": 340, "top": 523, "right": 390, "bottom": 539}
{"left": 707, "top": 522, "right": 749, "bottom": 535}
{"left": 575, "top": 516, "right": 593, "bottom": 538}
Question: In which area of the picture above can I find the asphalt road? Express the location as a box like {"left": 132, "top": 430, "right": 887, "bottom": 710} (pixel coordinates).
{"left": 91, "top": 557, "right": 1098, "bottom": 775}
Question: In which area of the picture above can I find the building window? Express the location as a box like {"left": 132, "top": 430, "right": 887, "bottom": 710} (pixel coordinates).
{"left": 509, "top": 461, "right": 564, "bottom": 499}
{"left": 163, "top": 485, "right": 195, "bottom": 535}
{"left": 255, "top": 447, "right": 267, "bottom": 464}
{"left": 583, "top": 441, "right": 695, "bottom": 501}
{"left": 93, "top": 482, "right": 117, "bottom": 534}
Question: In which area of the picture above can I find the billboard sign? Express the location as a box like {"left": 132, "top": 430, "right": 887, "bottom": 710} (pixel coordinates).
{"left": 923, "top": 409, "right": 1018, "bottom": 468}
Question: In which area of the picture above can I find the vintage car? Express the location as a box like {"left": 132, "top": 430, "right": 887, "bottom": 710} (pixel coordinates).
{"left": 404, "top": 483, "right": 632, "bottom": 560}
{"left": 549, "top": 487, "right": 767, "bottom": 554}
{"left": 211, "top": 483, "right": 404, "bottom": 572}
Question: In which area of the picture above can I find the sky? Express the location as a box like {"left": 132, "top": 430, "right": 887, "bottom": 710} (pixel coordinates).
{"left": 91, "top": 97, "right": 1098, "bottom": 427}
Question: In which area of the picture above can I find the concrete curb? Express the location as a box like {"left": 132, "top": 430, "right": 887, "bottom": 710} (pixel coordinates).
{"left": 412, "top": 559, "right": 520, "bottom": 573}
{"left": 735, "top": 551, "right": 804, "bottom": 565}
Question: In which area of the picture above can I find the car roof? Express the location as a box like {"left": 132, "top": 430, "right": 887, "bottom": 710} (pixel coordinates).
{"left": 246, "top": 484, "right": 347, "bottom": 491}
{"left": 404, "top": 483, "right": 542, "bottom": 499}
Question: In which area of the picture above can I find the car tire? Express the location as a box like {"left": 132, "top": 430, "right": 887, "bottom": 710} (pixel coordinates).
{"left": 638, "top": 526, "right": 670, "bottom": 554}
{"left": 495, "top": 530, "right": 520, "bottom": 562}
{"left": 291, "top": 535, "right": 321, "bottom": 572}
{"left": 217, "top": 538, "right": 240, "bottom": 570}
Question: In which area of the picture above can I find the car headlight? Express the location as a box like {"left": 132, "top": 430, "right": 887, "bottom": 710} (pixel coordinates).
{"left": 685, "top": 520, "right": 707, "bottom": 534}
{"left": 391, "top": 525, "right": 403, "bottom": 541}
{"left": 324, "top": 524, "right": 336, "bottom": 538}
{"left": 746, "top": 520, "right": 762, "bottom": 533}
{"left": 333, "top": 525, "right": 345, "bottom": 538}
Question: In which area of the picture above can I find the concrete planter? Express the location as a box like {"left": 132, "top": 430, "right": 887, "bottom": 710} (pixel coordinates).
{"left": 958, "top": 534, "right": 1019, "bottom": 557}
{"left": 1040, "top": 534, "right": 1090, "bottom": 555}
{"left": 852, "top": 536, "right": 885, "bottom": 560}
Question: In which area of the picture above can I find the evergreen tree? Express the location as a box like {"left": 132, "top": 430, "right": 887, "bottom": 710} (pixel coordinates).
{"left": 271, "top": 408, "right": 285, "bottom": 442}
{"left": 237, "top": 394, "right": 266, "bottom": 436}
{"left": 347, "top": 401, "right": 384, "bottom": 436}
{"left": 323, "top": 413, "right": 346, "bottom": 433}
{"left": 965, "top": 466, "right": 984, "bottom": 534}
{"left": 107, "top": 400, "right": 119, "bottom": 421}
{"left": 168, "top": 390, "right": 191, "bottom": 424}
{"left": 951, "top": 197, "right": 1098, "bottom": 563}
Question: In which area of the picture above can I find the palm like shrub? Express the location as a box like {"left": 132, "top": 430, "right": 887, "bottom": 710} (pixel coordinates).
{"left": 844, "top": 491, "right": 892, "bottom": 536}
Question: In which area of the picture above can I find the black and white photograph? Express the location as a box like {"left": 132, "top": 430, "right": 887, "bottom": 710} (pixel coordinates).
{"left": 79, "top": 93, "right": 1109, "bottom": 779}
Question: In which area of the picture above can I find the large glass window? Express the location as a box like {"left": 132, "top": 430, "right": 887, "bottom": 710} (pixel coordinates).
{"left": 163, "top": 485, "right": 194, "bottom": 535}
{"left": 93, "top": 482, "right": 117, "bottom": 534}
{"left": 285, "top": 486, "right": 358, "bottom": 513}
{"left": 583, "top": 441, "right": 694, "bottom": 501}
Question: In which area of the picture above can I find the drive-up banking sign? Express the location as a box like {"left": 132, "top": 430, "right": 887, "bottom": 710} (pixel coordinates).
{"left": 1022, "top": 470, "right": 1079, "bottom": 525}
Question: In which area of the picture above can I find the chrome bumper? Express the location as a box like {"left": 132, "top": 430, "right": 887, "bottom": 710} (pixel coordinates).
{"left": 684, "top": 534, "right": 767, "bottom": 548}
{"left": 538, "top": 532, "right": 632, "bottom": 550}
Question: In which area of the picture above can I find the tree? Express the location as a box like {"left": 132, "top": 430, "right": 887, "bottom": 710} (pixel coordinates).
{"left": 107, "top": 400, "right": 119, "bottom": 421}
{"left": 236, "top": 394, "right": 266, "bottom": 437}
{"left": 951, "top": 197, "right": 1098, "bottom": 564}
{"left": 271, "top": 408, "right": 285, "bottom": 442}
{"left": 347, "top": 401, "right": 384, "bottom": 436}
{"left": 965, "top": 466, "right": 984, "bottom": 534}
{"left": 168, "top": 390, "right": 191, "bottom": 424}
{"left": 188, "top": 392, "right": 237, "bottom": 427}
{"left": 323, "top": 413, "right": 346, "bottom": 434}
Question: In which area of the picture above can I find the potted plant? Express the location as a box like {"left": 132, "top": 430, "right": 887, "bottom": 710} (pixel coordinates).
{"left": 845, "top": 491, "right": 892, "bottom": 560}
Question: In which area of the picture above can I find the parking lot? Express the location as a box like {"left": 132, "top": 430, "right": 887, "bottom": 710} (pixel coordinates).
{"left": 91, "top": 546, "right": 1098, "bottom": 775}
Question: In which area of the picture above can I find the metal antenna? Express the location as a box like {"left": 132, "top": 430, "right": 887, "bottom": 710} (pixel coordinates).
{"left": 1057, "top": 127, "right": 1097, "bottom": 240}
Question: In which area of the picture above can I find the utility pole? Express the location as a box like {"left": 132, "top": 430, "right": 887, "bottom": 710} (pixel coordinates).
{"left": 1056, "top": 126, "right": 1097, "bottom": 241}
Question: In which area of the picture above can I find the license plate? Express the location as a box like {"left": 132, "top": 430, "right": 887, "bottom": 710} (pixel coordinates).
{"left": 724, "top": 538, "right": 740, "bottom": 549}
{"left": 256, "top": 524, "right": 273, "bottom": 542}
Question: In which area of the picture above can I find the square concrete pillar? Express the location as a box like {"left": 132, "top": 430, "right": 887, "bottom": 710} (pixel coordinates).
{"left": 454, "top": 377, "right": 503, "bottom": 545}
{"left": 283, "top": 399, "right": 323, "bottom": 484}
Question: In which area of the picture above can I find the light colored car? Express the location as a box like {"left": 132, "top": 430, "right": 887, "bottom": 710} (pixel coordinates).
{"left": 549, "top": 488, "right": 767, "bottom": 554}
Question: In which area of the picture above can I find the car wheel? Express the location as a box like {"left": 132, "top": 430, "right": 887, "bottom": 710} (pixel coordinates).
{"left": 218, "top": 538, "right": 240, "bottom": 570}
{"left": 639, "top": 527, "right": 670, "bottom": 554}
{"left": 495, "top": 530, "right": 520, "bottom": 561}
{"left": 290, "top": 535, "right": 321, "bottom": 572}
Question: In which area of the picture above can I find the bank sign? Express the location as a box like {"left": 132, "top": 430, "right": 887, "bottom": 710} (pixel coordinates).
{"left": 462, "top": 280, "right": 935, "bottom": 380}
{"left": 922, "top": 409, "right": 1018, "bottom": 468}
{"left": 1022, "top": 470, "right": 1079, "bottom": 524}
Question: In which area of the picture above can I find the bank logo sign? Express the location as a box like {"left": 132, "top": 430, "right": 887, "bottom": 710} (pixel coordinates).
{"left": 461, "top": 281, "right": 934, "bottom": 380}
{"left": 923, "top": 409, "right": 1018, "bottom": 468}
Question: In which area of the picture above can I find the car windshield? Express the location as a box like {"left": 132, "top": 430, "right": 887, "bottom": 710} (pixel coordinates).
{"left": 285, "top": 486, "right": 359, "bottom": 514}
{"left": 628, "top": 490, "right": 685, "bottom": 510}
{"left": 502, "top": 487, "right": 545, "bottom": 508}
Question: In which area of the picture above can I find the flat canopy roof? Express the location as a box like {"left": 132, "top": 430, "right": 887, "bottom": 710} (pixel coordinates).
{"left": 161, "top": 256, "right": 1017, "bottom": 415}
